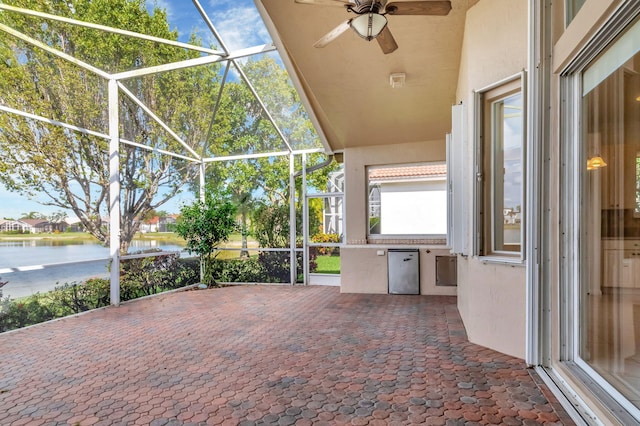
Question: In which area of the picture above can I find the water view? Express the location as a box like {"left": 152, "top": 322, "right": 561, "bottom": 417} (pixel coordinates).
{"left": 0, "top": 239, "right": 186, "bottom": 299}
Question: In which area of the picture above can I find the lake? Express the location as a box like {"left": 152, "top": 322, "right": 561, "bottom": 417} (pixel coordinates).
{"left": 0, "top": 239, "right": 186, "bottom": 299}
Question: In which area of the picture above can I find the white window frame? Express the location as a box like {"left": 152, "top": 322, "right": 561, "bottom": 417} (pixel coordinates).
{"left": 565, "top": 0, "right": 586, "bottom": 27}
{"left": 473, "top": 72, "right": 527, "bottom": 262}
{"left": 366, "top": 162, "right": 448, "bottom": 240}
{"left": 555, "top": 2, "right": 640, "bottom": 423}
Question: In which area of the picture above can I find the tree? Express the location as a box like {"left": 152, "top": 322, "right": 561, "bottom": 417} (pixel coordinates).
{"left": 20, "top": 211, "right": 47, "bottom": 220}
{"left": 199, "top": 56, "right": 339, "bottom": 255}
{"left": 0, "top": 0, "right": 221, "bottom": 252}
{"left": 49, "top": 210, "right": 68, "bottom": 223}
{"left": 175, "top": 196, "right": 237, "bottom": 287}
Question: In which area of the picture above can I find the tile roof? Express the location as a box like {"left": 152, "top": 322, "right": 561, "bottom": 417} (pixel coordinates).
{"left": 369, "top": 164, "right": 447, "bottom": 181}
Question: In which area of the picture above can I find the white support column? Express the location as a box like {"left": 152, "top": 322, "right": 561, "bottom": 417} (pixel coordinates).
{"left": 108, "top": 79, "right": 121, "bottom": 306}
{"left": 199, "top": 160, "right": 206, "bottom": 284}
{"left": 289, "top": 153, "right": 296, "bottom": 285}
{"left": 302, "top": 153, "right": 309, "bottom": 285}
{"left": 199, "top": 161, "right": 206, "bottom": 202}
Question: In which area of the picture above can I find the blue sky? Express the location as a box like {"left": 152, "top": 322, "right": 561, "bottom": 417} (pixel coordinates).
{"left": 0, "top": 0, "right": 273, "bottom": 219}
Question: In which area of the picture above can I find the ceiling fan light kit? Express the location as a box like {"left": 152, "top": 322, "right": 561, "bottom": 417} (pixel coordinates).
{"left": 351, "top": 12, "right": 388, "bottom": 40}
{"left": 296, "top": 0, "right": 452, "bottom": 54}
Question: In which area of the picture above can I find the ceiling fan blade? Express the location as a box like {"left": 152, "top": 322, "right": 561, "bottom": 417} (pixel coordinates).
{"left": 376, "top": 26, "right": 398, "bottom": 54}
{"left": 313, "top": 20, "right": 351, "bottom": 48}
{"left": 386, "top": 1, "right": 451, "bottom": 15}
{"left": 295, "top": 0, "right": 351, "bottom": 6}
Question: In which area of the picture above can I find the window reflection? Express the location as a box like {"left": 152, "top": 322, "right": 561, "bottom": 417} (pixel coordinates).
{"left": 492, "top": 92, "right": 523, "bottom": 252}
{"left": 583, "top": 50, "right": 640, "bottom": 409}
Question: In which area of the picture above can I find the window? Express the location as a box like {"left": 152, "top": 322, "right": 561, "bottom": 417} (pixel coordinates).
{"left": 367, "top": 162, "right": 447, "bottom": 237}
{"left": 475, "top": 75, "right": 525, "bottom": 258}
{"left": 566, "top": 0, "right": 586, "bottom": 27}
{"left": 560, "top": 10, "right": 640, "bottom": 422}
{"left": 579, "top": 19, "right": 640, "bottom": 416}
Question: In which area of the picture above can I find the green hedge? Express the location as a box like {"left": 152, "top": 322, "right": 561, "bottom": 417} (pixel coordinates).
{"left": 0, "top": 252, "right": 200, "bottom": 333}
{"left": 0, "top": 249, "right": 318, "bottom": 333}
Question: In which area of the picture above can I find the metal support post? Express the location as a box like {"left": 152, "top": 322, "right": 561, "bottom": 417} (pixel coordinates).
{"left": 302, "top": 153, "right": 309, "bottom": 285}
{"left": 199, "top": 161, "right": 206, "bottom": 284}
{"left": 289, "top": 153, "right": 297, "bottom": 285}
{"left": 108, "top": 79, "right": 121, "bottom": 306}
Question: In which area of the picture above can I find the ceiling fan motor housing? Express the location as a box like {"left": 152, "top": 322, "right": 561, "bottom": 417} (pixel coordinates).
{"left": 348, "top": 0, "right": 386, "bottom": 15}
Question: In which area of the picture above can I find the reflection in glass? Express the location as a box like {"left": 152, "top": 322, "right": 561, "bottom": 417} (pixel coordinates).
{"left": 582, "top": 50, "right": 640, "bottom": 409}
{"left": 491, "top": 93, "right": 523, "bottom": 252}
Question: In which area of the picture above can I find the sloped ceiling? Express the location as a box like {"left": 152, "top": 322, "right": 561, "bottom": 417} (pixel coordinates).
{"left": 256, "top": 0, "right": 476, "bottom": 152}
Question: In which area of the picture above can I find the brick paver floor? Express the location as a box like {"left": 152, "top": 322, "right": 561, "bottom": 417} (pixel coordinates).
{"left": 0, "top": 285, "right": 574, "bottom": 425}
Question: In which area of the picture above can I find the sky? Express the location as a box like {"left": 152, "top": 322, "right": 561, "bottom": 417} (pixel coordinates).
{"left": 0, "top": 0, "right": 274, "bottom": 219}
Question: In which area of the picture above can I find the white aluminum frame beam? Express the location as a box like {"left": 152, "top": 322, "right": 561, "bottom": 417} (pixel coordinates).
{"left": 0, "top": 23, "right": 111, "bottom": 79}
{"left": 111, "top": 44, "right": 276, "bottom": 80}
{"left": 108, "top": 79, "right": 121, "bottom": 306}
{"left": 0, "top": 105, "right": 200, "bottom": 163}
{"left": 0, "top": 3, "right": 331, "bottom": 298}
{"left": 231, "top": 60, "right": 293, "bottom": 152}
{"left": 203, "top": 148, "right": 323, "bottom": 163}
{"left": 0, "top": 105, "right": 109, "bottom": 140}
{"left": 192, "top": 0, "right": 231, "bottom": 56}
{"left": 289, "top": 153, "right": 297, "bottom": 284}
{"left": 0, "top": 4, "right": 225, "bottom": 56}
{"left": 117, "top": 82, "right": 202, "bottom": 160}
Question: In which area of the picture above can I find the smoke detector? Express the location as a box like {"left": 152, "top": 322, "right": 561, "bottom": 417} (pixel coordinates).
{"left": 389, "top": 72, "right": 406, "bottom": 88}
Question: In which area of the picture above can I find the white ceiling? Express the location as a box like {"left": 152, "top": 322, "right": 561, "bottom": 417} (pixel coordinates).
{"left": 257, "top": 0, "right": 477, "bottom": 151}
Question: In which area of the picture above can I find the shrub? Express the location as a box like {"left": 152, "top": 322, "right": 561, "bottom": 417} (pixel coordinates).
{"left": 119, "top": 250, "right": 195, "bottom": 299}
{"left": 310, "top": 233, "right": 341, "bottom": 255}
{"left": 175, "top": 198, "right": 237, "bottom": 287}
{"left": 0, "top": 292, "right": 56, "bottom": 332}
{"left": 0, "top": 256, "right": 200, "bottom": 333}
{"left": 252, "top": 204, "right": 309, "bottom": 282}
{"left": 49, "top": 278, "right": 111, "bottom": 314}
{"left": 209, "top": 257, "right": 264, "bottom": 283}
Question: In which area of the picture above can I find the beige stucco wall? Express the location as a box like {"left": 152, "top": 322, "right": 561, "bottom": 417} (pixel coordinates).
{"left": 454, "top": 0, "right": 528, "bottom": 359}
{"left": 343, "top": 140, "right": 446, "bottom": 244}
{"left": 340, "top": 140, "right": 456, "bottom": 296}
{"left": 341, "top": 247, "right": 457, "bottom": 295}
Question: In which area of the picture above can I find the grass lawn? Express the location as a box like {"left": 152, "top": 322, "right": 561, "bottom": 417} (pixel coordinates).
{"left": 0, "top": 231, "right": 254, "bottom": 246}
{"left": 314, "top": 254, "right": 340, "bottom": 274}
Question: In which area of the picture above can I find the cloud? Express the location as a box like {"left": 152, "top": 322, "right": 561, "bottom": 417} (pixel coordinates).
{"left": 208, "top": 3, "right": 272, "bottom": 51}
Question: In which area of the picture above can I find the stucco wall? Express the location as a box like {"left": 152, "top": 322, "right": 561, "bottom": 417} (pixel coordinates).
{"left": 341, "top": 247, "right": 457, "bottom": 295}
{"left": 343, "top": 140, "right": 446, "bottom": 244}
{"left": 454, "top": 0, "right": 528, "bottom": 359}
{"left": 340, "top": 140, "right": 455, "bottom": 296}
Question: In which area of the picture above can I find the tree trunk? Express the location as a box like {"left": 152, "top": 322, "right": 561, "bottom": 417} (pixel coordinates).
{"left": 240, "top": 210, "right": 249, "bottom": 259}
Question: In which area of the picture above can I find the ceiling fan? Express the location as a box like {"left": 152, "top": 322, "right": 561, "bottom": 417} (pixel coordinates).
{"left": 294, "top": 0, "right": 452, "bottom": 54}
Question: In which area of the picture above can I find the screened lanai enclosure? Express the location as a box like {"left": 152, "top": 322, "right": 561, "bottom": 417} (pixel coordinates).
{"left": 0, "top": 0, "right": 344, "bottom": 305}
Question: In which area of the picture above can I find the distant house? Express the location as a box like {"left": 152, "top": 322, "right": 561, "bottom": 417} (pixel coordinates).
{"left": 139, "top": 216, "right": 159, "bottom": 233}
{"left": 158, "top": 215, "right": 178, "bottom": 232}
{"left": 0, "top": 219, "right": 30, "bottom": 233}
{"left": 503, "top": 207, "right": 522, "bottom": 225}
{"left": 18, "top": 219, "right": 48, "bottom": 233}
{"left": 139, "top": 215, "right": 178, "bottom": 233}
{"left": 64, "top": 217, "right": 84, "bottom": 232}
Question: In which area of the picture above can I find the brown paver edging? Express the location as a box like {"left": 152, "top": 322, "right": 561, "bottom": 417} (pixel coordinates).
{"left": 0, "top": 285, "right": 574, "bottom": 425}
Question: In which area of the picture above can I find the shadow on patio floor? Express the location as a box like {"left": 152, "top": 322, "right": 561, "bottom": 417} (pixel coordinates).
{"left": 0, "top": 285, "right": 573, "bottom": 425}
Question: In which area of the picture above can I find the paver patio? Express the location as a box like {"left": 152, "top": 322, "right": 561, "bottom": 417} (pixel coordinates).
{"left": 0, "top": 285, "right": 573, "bottom": 425}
